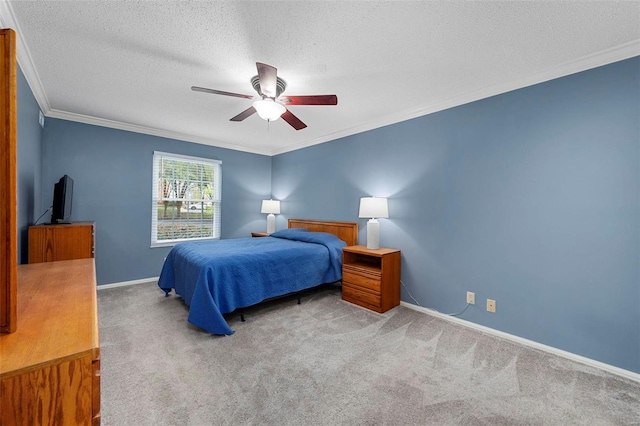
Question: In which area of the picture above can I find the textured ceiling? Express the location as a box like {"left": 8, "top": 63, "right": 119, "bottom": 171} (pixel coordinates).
{"left": 1, "top": 1, "right": 639, "bottom": 155}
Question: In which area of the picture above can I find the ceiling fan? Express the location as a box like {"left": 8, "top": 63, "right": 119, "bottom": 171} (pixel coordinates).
{"left": 191, "top": 62, "right": 337, "bottom": 130}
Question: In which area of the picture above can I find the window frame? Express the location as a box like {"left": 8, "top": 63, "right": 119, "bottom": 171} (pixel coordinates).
{"left": 151, "top": 151, "right": 222, "bottom": 248}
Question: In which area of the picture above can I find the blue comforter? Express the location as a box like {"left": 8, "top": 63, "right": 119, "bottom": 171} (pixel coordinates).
{"left": 157, "top": 228, "right": 346, "bottom": 335}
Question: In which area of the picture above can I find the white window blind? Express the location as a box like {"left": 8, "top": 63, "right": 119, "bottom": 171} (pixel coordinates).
{"left": 151, "top": 151, "right": 221, "bottom": 247}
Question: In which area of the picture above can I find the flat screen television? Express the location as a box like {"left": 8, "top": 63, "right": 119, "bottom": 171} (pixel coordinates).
{"left": 50, "top": 175, "right": 73, "bottom": 224}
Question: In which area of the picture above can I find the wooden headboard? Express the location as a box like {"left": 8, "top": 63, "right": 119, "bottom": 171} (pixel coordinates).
{"left": 288, "top": 219, "right": 358, "bottom": 246}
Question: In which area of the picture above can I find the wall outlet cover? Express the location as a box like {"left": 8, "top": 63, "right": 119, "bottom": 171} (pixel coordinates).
{"left": 466, "top": 291, "right": 475, "bottom": 305}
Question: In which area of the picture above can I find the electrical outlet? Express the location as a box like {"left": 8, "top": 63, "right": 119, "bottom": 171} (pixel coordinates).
{"left": 487, "top": 299, "right": 496, "bottom": 313}
{"left": 466, "top": 291, "right": 475, "bottom": 305}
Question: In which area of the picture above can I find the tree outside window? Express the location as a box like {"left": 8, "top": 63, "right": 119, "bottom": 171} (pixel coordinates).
{"left": 151, "top": 152, "right": 221, "bottom": 247}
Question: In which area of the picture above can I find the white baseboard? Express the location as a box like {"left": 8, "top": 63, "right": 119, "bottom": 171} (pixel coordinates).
{"left": 98, "top": 277, "right": 158, "bottom": 290}
{"left": 400, "top": 301, "right": 640, "bottom": 383}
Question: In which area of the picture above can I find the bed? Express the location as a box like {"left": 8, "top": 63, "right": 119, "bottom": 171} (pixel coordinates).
{"left": 158, "top": 219, "right": 358, "bottom": 335}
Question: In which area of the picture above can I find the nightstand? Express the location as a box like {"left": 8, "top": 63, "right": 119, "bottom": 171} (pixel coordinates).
{"left": 341, "top": 245, "right": 401, "bottom": 313}
{"left": 251, "top": 232, "right": 270, "bottom": 237}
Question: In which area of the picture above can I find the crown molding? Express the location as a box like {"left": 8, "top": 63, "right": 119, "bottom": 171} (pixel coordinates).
{"left": 46, "top": 109, "right": 271, "bottom": 156}
{"left": 270, "top": 40, "right": 640, "bottom": 156}
{"left": 44, "top": 39, "right": 640, "bottom": 158}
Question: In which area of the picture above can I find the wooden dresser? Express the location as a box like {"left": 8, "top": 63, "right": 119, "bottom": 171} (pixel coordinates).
{"left": 342, "top": 245, "right": 401, "bottom": 313}
{"left": 0, "top": 259, "right": 101, "bottom": 425}
{"left": 28, "top": 222, "right": 95, "bottom": 263}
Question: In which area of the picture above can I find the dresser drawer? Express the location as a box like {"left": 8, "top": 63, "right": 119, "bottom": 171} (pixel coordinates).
{"left": 342, "top": 269, "right": 381, "bottom": 292}
{"left": 342, "top": 284, "right": 381, "bottom": 312}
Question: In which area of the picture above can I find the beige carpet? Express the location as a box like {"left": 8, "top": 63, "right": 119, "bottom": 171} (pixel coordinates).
{"left": 98, "top": 283, "right": 640, "bottom": 425}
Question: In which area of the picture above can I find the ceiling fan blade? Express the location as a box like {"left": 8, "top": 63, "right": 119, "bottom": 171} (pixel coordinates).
{"left": 279, "top": 95, "right": 338, "bottom": 106}
{"left": 192, "top": 86, "right": 254, "bottom": 100}
{"left": 256, "top": 62, "right": 278, "bottom": 98}
{"left": 281, "top": 109, "right": 307, "bottom": 130}
{"left": 230, "top": 106, "right": 257, "bottom": 122}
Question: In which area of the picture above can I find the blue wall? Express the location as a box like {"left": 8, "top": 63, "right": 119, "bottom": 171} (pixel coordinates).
{"left": 41, "top": 119, "right": 272, "bottom": 285}
{"left": 272, "top": 57, "right": 640, "bottom": 373}
{"left": 16, "top": 67, "right": 43, "bottom": 264}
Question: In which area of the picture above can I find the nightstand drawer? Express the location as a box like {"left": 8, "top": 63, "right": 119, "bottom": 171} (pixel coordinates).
{"left": 342, "top": 269, "right": 381, "bottom": 292}
{"left": 342, "top": 284, "right": 381, "bottom": 311}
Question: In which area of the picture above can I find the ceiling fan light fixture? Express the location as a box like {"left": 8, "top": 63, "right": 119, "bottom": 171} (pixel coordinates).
{"left": 193, "top": 62, "right": 335, "bottom": 130}
{"left": 253, "top": 99, "right": 286, "bottom": 121}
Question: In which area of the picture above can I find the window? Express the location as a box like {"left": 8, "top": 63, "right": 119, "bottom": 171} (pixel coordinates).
{"left": 151, "top": 151, "right": 221, "bottom": 247}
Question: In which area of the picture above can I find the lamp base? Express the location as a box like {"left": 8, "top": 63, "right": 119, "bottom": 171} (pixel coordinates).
{"left": 366, "top": 219, "right": 380, "bottom": 250}
{"left": 266, "top": 213, "right": 276, "bottom": 234}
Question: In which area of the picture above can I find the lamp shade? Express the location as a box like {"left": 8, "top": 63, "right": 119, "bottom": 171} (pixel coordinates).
{"left": 358, "top": 197, "right": 388, "bottom": 219}
{"left": 253, "top": 99, "right": 286, "bottom": 121}
{"left": 261, "top": 199, "right": 281, "bottom": 214}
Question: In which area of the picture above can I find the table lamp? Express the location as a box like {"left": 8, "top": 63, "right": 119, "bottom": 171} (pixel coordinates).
{"left": 261, "top": 199, "right": 280, "bottom": 234}
{"left": 358, "top": 197, "right": 388, "bottom": 249}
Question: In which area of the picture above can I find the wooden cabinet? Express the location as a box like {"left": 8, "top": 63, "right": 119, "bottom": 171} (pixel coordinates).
{"left": 0, "top": 259, "right": 101, "bottom": 425}
{"left": 342, "top": 245, "right": 401, "bottom": 313}
{"left": 28, "top": 222, "right": 95, "bottom": 263}
{"left": 0, "top": 28, "right": 17, "bottom": 334}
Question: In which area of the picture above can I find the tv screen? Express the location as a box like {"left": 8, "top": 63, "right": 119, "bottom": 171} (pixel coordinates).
{"left": 50, "top": 175, "right": 73, "bottom": 224}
